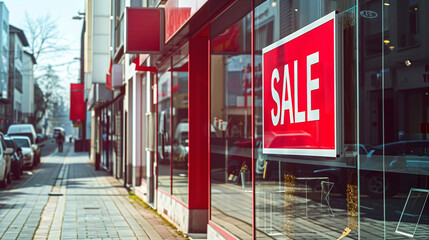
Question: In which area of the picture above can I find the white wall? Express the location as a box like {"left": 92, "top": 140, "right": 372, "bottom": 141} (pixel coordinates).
{"left": 22, "top": 53, "right": 34, "bottom": 117}
{"left": 125, "top": 55, "right": 143, "bottom": 186}
{"left": 91, "top": 0, "right": 110, "bottom": 84}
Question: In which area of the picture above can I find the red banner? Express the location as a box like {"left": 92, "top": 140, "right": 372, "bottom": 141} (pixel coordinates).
{"left": 262, "top": 12, "right": 337, "bottom": 157}
{"left": 165, "top": 1, "right": 191, "bottom": 42}
{"left": 106, "top": 59, "right": 112, "bottom": 90}
{"left": 211, "top": 23, "right": 241, "bottom": 53}
{"left": 70, "top": 83, "right": 86, "bottom": 121}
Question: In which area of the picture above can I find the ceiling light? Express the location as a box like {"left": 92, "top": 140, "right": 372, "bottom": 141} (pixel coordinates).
{"left": 295, "top": 9, "right": 299, "bottom": 12}
{"left": 384, "top": 2, "right": 390, "bottom": 6}
{"left": 405, "top": 60, "right": 411, "bottom": 67}
{"left": 271, "top": 1, "right": 277, "bottom": 7}
{"left": 389, "top": 46, "right": 395, "bottom": 50}
{"left": 383, "top": 40, "right": 390, "bottom": 44}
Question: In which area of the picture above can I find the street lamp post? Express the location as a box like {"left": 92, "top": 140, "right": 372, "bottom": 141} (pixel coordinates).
{"left": 73, "top": 12, "right": 87, "bottom": 152}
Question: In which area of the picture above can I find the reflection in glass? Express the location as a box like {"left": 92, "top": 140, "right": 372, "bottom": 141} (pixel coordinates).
{"left": 158, "top": 62, "right": 172, "bottom": 194}
{"left": 210, "top": 3, "right": 253, "bottom": 238}
{"left": 357, "top": 0, "right": 429, "bottom": 238}
{"left": 396, "top": 189, "right": 429, "bottom": 238}
{"left": 255, "top": 0, "right": 358, "bottom": 239}
{"left": 172, "top": 45, "right": 189, "bottom": 204}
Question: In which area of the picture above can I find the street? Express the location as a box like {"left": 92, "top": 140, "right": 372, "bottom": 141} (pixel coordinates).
{"left": 40, "top": 138, "right": 61, "bottom": 158}
{"left": 0, "top": 142, "right": 186, "bottom": 240}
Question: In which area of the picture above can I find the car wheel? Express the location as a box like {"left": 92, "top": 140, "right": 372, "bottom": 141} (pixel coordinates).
{"left": 365, "top": 174, "right": 384, "bottom": 198}
{"left": 7, "top": 171, "right": 12, "bottom": 184}
{"left": 0, "top": 168, "right": 6, "bottom": 188}
{"left": 365, "top": 174, "right": 396, "bottom": 198}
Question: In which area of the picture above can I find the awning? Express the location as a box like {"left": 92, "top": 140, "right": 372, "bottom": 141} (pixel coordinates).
{"left": 87, "top": 83, "right": 113, "bottom": 110}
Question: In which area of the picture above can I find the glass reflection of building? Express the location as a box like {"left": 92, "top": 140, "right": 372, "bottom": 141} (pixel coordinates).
{"left": 157, "top": 44, "right": 190, "bottom": 204}
{"left": 0, "top": 2, "right": 8, "bottom": 133}
{"left": 110, "top": 0, "right": 429, "bottom": 238}
{"left": 208, "top": 0, "right": 429, "bottom": 239}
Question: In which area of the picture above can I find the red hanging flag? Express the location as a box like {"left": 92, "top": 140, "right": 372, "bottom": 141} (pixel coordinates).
{"left": 70, "top": 83, "right": 86, "bottom": 121}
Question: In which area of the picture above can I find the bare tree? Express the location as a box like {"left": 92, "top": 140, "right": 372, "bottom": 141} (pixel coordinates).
{"left": 23, "top": 13, "right": 69, "bottom": 128}
{"left": 24, "top": 13, "right": 68, "bottom": 61}
{"left": 32, "top": 65, "right": 63, "bottom": 126}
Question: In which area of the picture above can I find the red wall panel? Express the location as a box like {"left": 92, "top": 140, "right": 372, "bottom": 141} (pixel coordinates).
{"left": 125, "top": 8, "right": 163, "bottom": 53}
{"left": 188, "top": 32, "right": 209, "bottom": 210}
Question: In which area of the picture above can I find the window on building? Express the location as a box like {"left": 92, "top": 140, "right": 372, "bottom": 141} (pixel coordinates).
{"left": 157, "top": 60, "right": 172, "bottom": 195}
{"left": 254, "top": 0, "right": 360, "bottom": 239}
{"left": 2, "top": 46, "right": 7, "bottom": 75}
{"left": 16, "top": 102, "right": 21, "bottom": 122}
{"left": 15, "top": 69, "right": 22, "bottom": 93}
{"left": 17, "top": 47, "right": 22, "bottom": 62}
{"left": 0, "top": 72, "right": 6, "bottom": 99}
{"left": 155, "top": 45, "right": 190, "bottom": 205}
{"left": 171, "top": 44, "right": 189, "bottom": 204}
{"left": 359, "top": 0, "right": 429, "bottom": 238}
{"left": 113, "top": 0, "right": 125, "bottom": 54}
{"left": 398, "top": 0, "right": 420, "bottom": 48}
{"left": 147, "top": 0, "right": 161, "bottom": 7}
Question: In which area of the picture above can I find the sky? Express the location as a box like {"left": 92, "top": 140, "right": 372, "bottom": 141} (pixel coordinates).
{"left": 2, "top": 0, "right": 85, "bottom": 100}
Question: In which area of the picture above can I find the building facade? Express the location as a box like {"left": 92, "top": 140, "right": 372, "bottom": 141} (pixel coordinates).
{"left": 86, "top": 0, "right": 429, "bottom": 239}
{"left": 21, "top": 51, "right": 36, "bottom": 124}
{"left": 84, "top": 0, "right": 114, "bottom": 169}
{"left": 9, "top": 25, "right": 29, "bottom": 125}
{"left": 0, "top": 3, "right": 8, "bottom": 133}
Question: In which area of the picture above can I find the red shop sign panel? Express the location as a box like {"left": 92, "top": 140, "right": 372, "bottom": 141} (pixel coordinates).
{"left": 262, "top": 12, "right": 337, "bottom": 157}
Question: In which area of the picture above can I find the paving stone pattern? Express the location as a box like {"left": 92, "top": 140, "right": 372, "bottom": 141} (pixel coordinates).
{"left": 0, "top": 143, "right": 186, "bottom": 240}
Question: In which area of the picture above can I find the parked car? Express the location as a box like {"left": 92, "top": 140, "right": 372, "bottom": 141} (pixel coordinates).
{"left": 10, "top": 136, "right": 34, "bottom": 170}
{"left": 7, "top": 124, "right": 41, "bottom": 166}
{"left": 360, "top": 140, "right": 429, "bottom": 197}
{"left": 309, "top": 144, "right": 370, "bottom": 194}
{"left": 172, "top": 122, "right": 189, "bottom": 167}
{"left": 4, "top": 136, "right": 23, "bottom": 179}
{"left": 308, "top": 141, "right": 429, "bottom": 198}
{"left": 0, "top": 132, "right": 13, "bottom": 187}
{"left": 223, "top": 139, "right": 372, "bottom": 190}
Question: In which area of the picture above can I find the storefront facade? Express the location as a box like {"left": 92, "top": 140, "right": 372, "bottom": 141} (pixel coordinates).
{"left": 119, "top": 0, "right": 429, "bottom": 239}
{"left": 208, "top": 0, "right": 429, "bottom": 239}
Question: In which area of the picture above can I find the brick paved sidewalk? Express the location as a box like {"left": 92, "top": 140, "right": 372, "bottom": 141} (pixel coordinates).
{"left": 0, "top": 144, "right": 69, "bottom": 239}
{"left": 27, "top": 145, "right": 187, "bottom": 240}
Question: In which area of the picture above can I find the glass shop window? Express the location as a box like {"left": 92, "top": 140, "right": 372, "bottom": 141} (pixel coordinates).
{"left": 157, "top": 61, "right": 172, "bottom": 194}
{"left": 172, "top": 44, "right": 189, "bottom": 204}
{"left": 255, "top": 0, "right": 358, "bottom": 239}
{"left": 210, "top": 0, "right": 253, "bottom": 238}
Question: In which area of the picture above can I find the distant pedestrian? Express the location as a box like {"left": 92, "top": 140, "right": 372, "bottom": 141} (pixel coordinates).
{"left": 56, "top": 133, "right": 65, "bottom": 153}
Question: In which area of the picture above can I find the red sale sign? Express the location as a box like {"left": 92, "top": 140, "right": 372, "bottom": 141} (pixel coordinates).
{"left": 262, "top": 12, "right": 337, "bottom": 157}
